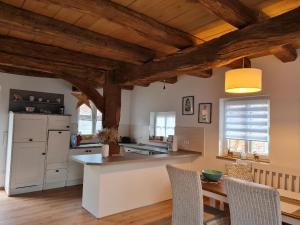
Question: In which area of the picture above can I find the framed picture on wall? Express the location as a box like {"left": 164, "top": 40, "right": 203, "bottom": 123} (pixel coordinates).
{"left": 182, "top": 96, "right": 194, "bottom": 115}
{"left": 198, "top": 103, "right": 212, "bottom": 124}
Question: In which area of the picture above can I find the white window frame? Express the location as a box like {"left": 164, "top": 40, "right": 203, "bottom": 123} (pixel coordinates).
{"left": 219, "top": 96, "right": 270, "bottom": 159}
{"left": 77, "top": 103, "right": 102, "bottom": 135}
{"left": 150, "top": 112, "right": 176, "bottom": 138}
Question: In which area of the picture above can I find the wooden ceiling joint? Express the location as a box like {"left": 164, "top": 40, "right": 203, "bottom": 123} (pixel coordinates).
{"left": 185, "top": 69, "right": 213, "bottom": 78}
{"left": 113, "top": 7, "right": 300, "bottom": 85}
{"left": 0, "top": 2, "right": 155, "bottom": 64}
{"left": 0, "top": 35, "right": 131, "bottom": 70}
{"left": 197, "top": 0, "right": 297, "bottom": 63}
{"left": 0, "top": 51, "right": 106, "bottom": 84}
{"left": 270, "top": 44, "right": 298, "bottom": 63}
{"left": 64, "top": 76, "right": 105, "bottom": 113}
{"left": 35, "top": 0, "right": 201, "bottom": 49}
{"left": 227, "top": 57, "right": 251, "bottom": 69}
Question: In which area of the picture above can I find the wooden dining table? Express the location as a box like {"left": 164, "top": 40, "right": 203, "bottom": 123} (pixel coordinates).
{"left": 202, "top": 180, "right": 300, "bottom": 225}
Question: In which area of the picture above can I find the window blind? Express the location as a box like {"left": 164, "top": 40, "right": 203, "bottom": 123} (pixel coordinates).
{"left": 224, "top": 98, "right": 270, "bottom": 142}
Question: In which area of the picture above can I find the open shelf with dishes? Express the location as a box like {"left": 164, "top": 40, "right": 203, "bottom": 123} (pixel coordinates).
{"left": 9, "top": 89, "right": 65, "bottom": 114}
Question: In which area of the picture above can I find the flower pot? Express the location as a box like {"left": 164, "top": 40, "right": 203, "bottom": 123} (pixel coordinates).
{"left": 102, "top": 144, "right": 109, "bottom": 158}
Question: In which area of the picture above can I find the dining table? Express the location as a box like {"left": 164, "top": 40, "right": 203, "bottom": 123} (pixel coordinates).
{"left": 202, "top": 180, "right": 300, "bottom": 225}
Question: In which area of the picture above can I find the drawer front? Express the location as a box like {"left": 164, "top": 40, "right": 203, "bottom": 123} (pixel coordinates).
{"left": 48, "top": 115, "right": 70, "bottom": 130}
{"left": 45, "top": 169, "right": 67, "bottom": 183}
{"left": 70, "top": 148, "right": 102, "bottom": 155}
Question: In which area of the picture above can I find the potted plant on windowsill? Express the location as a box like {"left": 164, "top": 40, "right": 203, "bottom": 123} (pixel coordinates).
{"left": 98, "top": 128, "right": 118, "bottom": 157}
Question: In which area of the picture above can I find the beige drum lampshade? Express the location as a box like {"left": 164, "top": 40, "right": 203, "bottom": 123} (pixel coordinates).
{"left": 225, "top": 68, "right": 262, "bottom": 93}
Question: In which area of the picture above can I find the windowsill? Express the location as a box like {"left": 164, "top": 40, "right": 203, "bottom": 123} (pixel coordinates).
{"left": 216, "top": 155, "right": 270, "bottom": 163}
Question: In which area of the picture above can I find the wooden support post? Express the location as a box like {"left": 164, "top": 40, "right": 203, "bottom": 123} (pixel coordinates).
{"left": 103, "top": 72, "right": 121, "bottom": 155}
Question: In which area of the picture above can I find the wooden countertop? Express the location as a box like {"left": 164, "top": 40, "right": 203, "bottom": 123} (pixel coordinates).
{"left": 71, "top": 150, "right": 201, "bottom": 166}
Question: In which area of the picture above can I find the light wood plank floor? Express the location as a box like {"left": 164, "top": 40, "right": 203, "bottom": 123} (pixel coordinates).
{"left": 0, "top": 186, "right": 172, "bottom": 225}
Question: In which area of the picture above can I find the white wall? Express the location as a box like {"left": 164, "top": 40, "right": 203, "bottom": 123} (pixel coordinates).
{"left": 129, "top": 51, "right": 300, "bottom": 172}
{"left": 1, "top": 51, "right": 299, "bottom": 186}
{"left": 0, "top": 73, "right": 132, "bottom": 186}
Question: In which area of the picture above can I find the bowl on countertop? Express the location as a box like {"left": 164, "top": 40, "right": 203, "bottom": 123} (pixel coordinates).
{"left": 25, "top": 107, "right": 35, "bottom": 113}
{"left": 202, "top": 169, "right": 223, "bottom": 182}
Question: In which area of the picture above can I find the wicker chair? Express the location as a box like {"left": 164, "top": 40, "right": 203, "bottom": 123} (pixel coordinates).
{"left": 225, "top": 177, "right": 282, "bottom": 225}
{"left": 166, "top": 165, "right": 229, "bottom": 225}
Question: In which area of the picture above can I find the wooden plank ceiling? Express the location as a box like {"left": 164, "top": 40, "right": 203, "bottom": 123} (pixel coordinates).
{"left": 0, "top": 0, "right": 299, "bottom": 87}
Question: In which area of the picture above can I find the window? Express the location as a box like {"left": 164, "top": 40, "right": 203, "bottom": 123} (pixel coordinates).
{"left": 150, "top": 112, "right": 176, "bottom": 138}
{"left": 78, "top": 103, "right": 102, "bottom": 135}
{"left": 220, "top": 97, "right": 270, "bottom": 157}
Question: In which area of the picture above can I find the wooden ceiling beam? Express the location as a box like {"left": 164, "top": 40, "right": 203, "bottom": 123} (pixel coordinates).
{"left": 0, "top": 35, "right": 131, "bottom": 70}
{"left": 36, "top": 0, "right": 201, "bottom": 49}
{"left": 0, "top": 51, "right": 105, "bottom": 84}
{"left": 0, "top": 2, "right": 154, "bottom": 64}
{"left": 0, "top": 65, "right": 59, "bottom": 79}
{"left": 0, "top": 65, "right": 99, "bottom": 89}
{"left": 270, "top": 44, "right": 298, "bottom": 62}
{"left": 63, "top": 77, "right": 104, "bottom": 113}
{"left": 227, "top": 58, "right": 251, "bottom": 69}
{"left": 186, "top": 69, "right": 212, "bottom": 78}
{"left": 198, "top": 0, "right": 259, "bottom": 29}
{"left": 164, "top": 77, "right": 178, "bottom": 84}
{"left": 0, "top": 64, "right": 134, "bottom": 90}
{"left": 198, "top": 0, "right": 297, "bottom": 63}
{"left": 114, "top": 8, "right": 300, "bottom": 85}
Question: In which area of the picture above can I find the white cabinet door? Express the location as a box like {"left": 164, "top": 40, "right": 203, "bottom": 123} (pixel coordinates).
{"left": 44, "top": 169, "right": 67, "bottom": 190}
{"left": 11, "top": 142, "right": 46, "bottom": 188}
{"left": 66, "top": 148, "right": 101, "bottom": 186}
{"left": 13, "top": 114, "right": 47, "bottom": 142}
{"left": 47, "top": 131, "right": 71, "bottom": 169}
{"left": 48, "top": 115, "right": 71, "bottom": 130}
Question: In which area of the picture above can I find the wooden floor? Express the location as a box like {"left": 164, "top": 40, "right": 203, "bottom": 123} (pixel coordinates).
{"left": 0, "top": 186, "right": 172, "bottom": 225}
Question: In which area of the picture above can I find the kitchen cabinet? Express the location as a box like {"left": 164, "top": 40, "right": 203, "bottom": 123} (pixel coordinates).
{"left": 10, "top": 142, "right": 46, "bottom": 194}
{"left": 48, "top": 115, "right": 70, "bottom": 130}
{"left": 13, "top": 114, "right": 47, "bottom": 142}
{"left": 44, "top": 169, "right": 67, "bottom": 190}
{"left": 5, "top": 112, "right": 72, "bottom": 195}
{"left": 66, "top": 148, "right": 102, "bottom": 186}
{"left": 47, "top": 130, "right": 70, "bottom": 169}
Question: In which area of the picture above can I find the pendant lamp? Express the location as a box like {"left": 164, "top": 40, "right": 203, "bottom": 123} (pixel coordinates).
{"left": 225, "top": 58, "right": 262, "bottom": 93}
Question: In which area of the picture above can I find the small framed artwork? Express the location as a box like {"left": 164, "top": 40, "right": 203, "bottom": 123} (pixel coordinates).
{"left": 198, "top": 103, "right": 212, "bottom": 124}
{"left": 182, "top": 96, "right": 194, "bottom": 115}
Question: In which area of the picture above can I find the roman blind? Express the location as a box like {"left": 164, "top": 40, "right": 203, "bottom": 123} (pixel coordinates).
{"left": 224, "top": 98, "right": 270, "bottom": 142}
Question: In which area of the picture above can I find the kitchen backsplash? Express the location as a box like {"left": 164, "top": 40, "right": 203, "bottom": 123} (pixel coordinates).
{"left": 130, "top": 125, "right": 205, "bottom": 154}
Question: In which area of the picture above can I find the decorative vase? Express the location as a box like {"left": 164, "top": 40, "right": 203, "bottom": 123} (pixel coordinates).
{"left": 102, "top": 144, "right": 109, "bottom": 158}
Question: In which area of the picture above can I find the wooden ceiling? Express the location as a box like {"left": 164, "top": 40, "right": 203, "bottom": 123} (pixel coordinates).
{"left": 0, "top": 0, "right": 299, "bottom": 87}
{"left": 2, "top": 0, "right": 300, "bottom": 54}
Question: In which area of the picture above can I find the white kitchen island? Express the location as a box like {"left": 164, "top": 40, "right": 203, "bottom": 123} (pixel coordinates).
{"left": 72, "top": 151, "right": 200, "bottom": 218}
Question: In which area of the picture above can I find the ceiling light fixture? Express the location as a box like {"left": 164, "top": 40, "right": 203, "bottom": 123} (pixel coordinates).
{"left": 225, "top": 58, "right": 262, "bottom": 93}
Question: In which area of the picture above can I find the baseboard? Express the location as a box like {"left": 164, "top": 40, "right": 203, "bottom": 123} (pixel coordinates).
{"left": 66, "top": 179, "right": 83, "bottom": 186}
